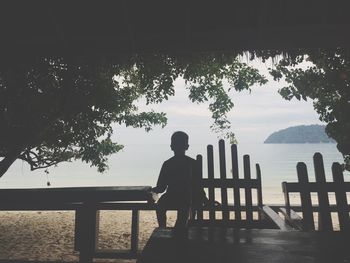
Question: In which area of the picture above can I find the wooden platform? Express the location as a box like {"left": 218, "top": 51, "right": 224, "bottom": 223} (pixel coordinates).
{"left": 0, "top": 186, "right": 153, "bottom": 208}
{"left": 137, "top": 227, "right": 350, "bottom": 263}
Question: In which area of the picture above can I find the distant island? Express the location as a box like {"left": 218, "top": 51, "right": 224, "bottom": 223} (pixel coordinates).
{"left": 264, "top": 125, "right": 335, "bottom": 144}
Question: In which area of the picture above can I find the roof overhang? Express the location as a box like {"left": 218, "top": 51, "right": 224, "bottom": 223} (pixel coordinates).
{"left": 1, "top": 0, "right": 350, "bottom": 57}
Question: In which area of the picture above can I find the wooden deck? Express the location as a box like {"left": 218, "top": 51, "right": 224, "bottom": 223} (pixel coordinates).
{"left": 137, "top": 227, "right": 350, "bottom": 263}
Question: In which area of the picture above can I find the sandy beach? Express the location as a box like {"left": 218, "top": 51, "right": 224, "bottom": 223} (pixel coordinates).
{"left": 0, "top": 210, "right": 177, "bottom": 263}
{"left": 0, "top": 207, "right": 341, "bottom": 262}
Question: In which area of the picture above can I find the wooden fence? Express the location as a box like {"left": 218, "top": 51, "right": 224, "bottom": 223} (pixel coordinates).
{"left": 282, "top": 152, "right": 350, "bottom": 231}
{"left": 191, "top": 139, "right": 282, "bottom": 229}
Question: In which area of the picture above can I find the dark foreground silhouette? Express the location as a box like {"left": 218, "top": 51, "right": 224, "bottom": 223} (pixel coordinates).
{"left": 152, "top": 131, "right": 208, "bottom": 229}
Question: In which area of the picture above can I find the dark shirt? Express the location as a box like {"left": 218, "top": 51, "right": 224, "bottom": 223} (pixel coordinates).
{"left": 153, "top": 155, "right": 207, "bottom": 206}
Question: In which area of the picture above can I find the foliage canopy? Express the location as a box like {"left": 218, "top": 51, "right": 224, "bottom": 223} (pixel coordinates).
{"left": 0, "top": 53, "right": 267, "bottom": 176}
{"left": 269, "top": 48, "right": 350, "bottom": 170}
{"left": 1, "top": 48, "right": 349, "bottom": 177}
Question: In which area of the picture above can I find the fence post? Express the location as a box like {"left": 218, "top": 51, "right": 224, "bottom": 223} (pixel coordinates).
{"left": 297, "top": 162, "right": 315, "bottom": 231}
{"left": 219, "top": 140, "right": 229, "bottom": 221}
{"left": 314, "top": 153, "right": 332, "bottom": 231}
{"left": 332, "top": 162, "right": 350, "bottom": 231}
{"left": 196, "top": 154, "right": 204, "bottom": 221}
{"left": 256, "top": 164, "right": 263, "bottom": 220}
{"left": 207, "top": 145, "right": 215, "bottom": 222}
{"left": 244, "top": 155, "right": 253, "bottom": 224}
{"left": 231, "top": 144, "right": 241, "bottom": 222}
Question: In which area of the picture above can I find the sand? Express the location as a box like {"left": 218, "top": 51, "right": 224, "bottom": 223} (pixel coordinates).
{"left": 0, "top": 208, "right": 341, "bottom": 262}
{"left": 0, "top": 210, "right": 178, "bottom": 263}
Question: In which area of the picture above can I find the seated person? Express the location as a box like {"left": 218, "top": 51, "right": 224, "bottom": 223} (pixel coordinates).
{"left": 152, "top": 131, "right": 208, "bottom": 229}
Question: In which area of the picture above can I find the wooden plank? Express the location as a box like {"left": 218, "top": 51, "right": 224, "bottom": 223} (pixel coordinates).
{"left": 219, "top": 139, "right": 229, "bottom": 221}
{"left": 243, "top": 155, "right": 253, "bottom": 224}
{"left": 94, "top": 249, "right": 140, "bottom": 259}
{"left": 297, "top": 162, "right": 315, "bottom": 231}
{"left": 201, "top": 205, "right": 264, "bottom": 212}
{"left": 0, "top": 186, "right": 153, "bottom": 204}
{"left": 282, "top": 182, "right": 291, "bottom": 217}
{"left": 91, "top": 202, "right": 157, "bottom": 210}
{"left": 256, "top": 164, "right": 263, "bottom": 208}
{"left": 182, "top": 220, "right": 273, "bottom": 228}
{"left": 282, "top": 181, "right": 350, "bottom": 193}
{"left": 313, "top": 153, "right": 332, "bottom": 231}
{"left": 196, "top": 154, "right": 204, "bottom": 221}
{"left": 0, "top": 203, "right": 81, "bottom": 211}
{"left": 201, "top": 178, "right": 260, "bottom": 188}
{"left": 138, "top": 227, "right": 350, "bottom": 263}
{"left": 279, "top": 204, "right": 350, "bottom": 213}
{"left": 332, "top": 162, "right": 350, "bottom": 231}
{"left": 231, "top": 144, "right": 241, "bottom": 221}
{"left": 207, "top": 145, "right": 215, "bottom": 222}
{"left": 0, "top": 201, "right": 158, "bottom": 211}
{"left": 279, "top": 207, "right": 303, "bottom": 230}
{"left": 261, "top": 206, "right": 294, "bottom": 231}
{"left": 256, "top": 164, "right": 263, "bottom": 220}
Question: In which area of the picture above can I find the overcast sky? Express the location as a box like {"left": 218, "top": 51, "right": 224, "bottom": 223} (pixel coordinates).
{"left": 113, "top": 59, "right": 322, "bottom": 146}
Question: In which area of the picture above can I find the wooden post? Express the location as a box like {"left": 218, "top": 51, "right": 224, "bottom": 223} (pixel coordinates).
{"left": 196, "top": 154, "right": 204, "bottom": 221}
{"left": 78, "top": 203, "right": 99, "bottom": 263}
{"left": 74, "top": 207, "right": 83, "bottom": 251}
{"left": 207, "top": 145, "right": 215, "bottom": 222}
{"left": 313, "top": 153, "right": 332, "bottom": 231}
{"left": 219, "top": 140, "right": 229, "bottom": 221}
{"left": 231, "top": 144, "right": 241, "bottom": 222}
{"left": 281, "top": 182, "right": 291, "bottom": 217}
{"left": 243, "top": 155, "right": 253, "bottom": 224}
{"left": 256, "top": 164, "right": 263, "bottom": 220}
{"left": 131, "top": 209, "right": 140, "bottom": 255}
{"left": 332, "top": 162, "right": 350, "bottom": 231}
{"left": 297, "top": 162, "right": 315, "bottom": 231}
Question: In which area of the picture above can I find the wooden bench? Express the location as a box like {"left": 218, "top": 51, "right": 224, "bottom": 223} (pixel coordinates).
{"left": 0, "top": 186, "right": 155, "bottom": 262}
{"left": 190, "top": 140, "right": 290, "bottom": 230}
{"left": 0, "top": 141, "right": 290, "bottom": 262}
{"left": 281, "top": 152, "right": 350, "bottom": 231}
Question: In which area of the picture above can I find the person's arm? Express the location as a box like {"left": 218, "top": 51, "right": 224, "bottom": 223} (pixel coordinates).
{"left": 152, "top": 162, "right": 168, "bottom": 194}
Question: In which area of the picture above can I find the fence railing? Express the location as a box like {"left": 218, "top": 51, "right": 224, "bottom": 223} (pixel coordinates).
{"left": 282, "top": 152, "right": 350, "bottom": 231}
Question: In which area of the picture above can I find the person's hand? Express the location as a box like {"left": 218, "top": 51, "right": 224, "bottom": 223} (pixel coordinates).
{"left": 214, "top": 201, "right": 221, "bottom": 207}
{"left": 149, "top": 191, "right": 159, "bottom": 203}
{"left": 202, "top": 196, "right": 211, "bottom": 207}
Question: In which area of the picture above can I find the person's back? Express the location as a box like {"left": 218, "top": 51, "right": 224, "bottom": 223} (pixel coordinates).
{"left": 152, "top": 131, "right": 207, "bottom": 230}
{"left": 157, "top": 155, "right": 195, "bottom": 202}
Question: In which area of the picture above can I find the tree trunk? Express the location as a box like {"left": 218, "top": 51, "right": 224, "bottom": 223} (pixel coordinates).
{"left": 0, "top": 152, "right": 20, "bottom": 178}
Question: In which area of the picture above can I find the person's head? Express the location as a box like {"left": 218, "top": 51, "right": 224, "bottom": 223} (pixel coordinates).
{"left": 170, "top": 131, "right": 189, "bottom": 155}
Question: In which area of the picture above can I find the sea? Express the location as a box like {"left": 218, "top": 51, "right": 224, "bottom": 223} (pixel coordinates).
{"left": 1, "top": 143, "right": 349, "bottom": 205}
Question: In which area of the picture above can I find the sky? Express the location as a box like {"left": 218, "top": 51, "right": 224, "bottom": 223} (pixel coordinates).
{"left": 113, "top": 59, "right": 322, "bottom": 146}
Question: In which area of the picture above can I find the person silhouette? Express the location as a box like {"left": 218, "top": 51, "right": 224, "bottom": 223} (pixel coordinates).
{"left": 152, "top": 131, "right": 208, "bottom": 230}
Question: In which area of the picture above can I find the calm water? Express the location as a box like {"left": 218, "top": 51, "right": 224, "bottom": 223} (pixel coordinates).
{"left": 1, "top": 143, "right": 349, "bottom": 204}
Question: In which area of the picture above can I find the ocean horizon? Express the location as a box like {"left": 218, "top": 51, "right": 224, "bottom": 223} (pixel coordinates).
{"left": 1, "top": 142, "right": 348, "bottom": 205}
